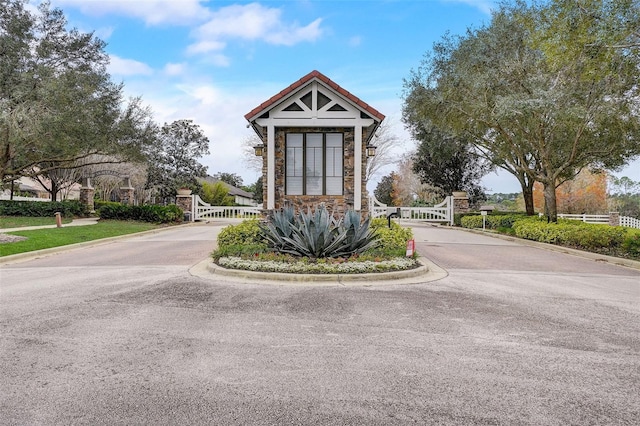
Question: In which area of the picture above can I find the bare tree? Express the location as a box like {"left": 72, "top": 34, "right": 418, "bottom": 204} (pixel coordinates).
{"left": 366, "top": 119, "right": 402, "bottom": 182}
{"left": 241, "top": 134, "right": 264, "bottom": 173}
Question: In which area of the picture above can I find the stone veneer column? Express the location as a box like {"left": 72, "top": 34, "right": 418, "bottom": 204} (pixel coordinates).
{"left": 609, "top": 212, "right": 620, "bottom": 227}
{"left": 119, "top": 177, "right": 135, "bottom": 205}
{"left": 176, "top": 195, "right": 193, "bottom": 221}
{"left": 79, "top": 177, "right": 95, "bottom": 212}
{"left": 452, "top": 192, "right": 470, "bottom": 215}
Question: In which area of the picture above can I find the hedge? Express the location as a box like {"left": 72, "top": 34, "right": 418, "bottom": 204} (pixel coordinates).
{"left": 97, "top": 203, "right": 183, "bottom": 223}
{"left": 461, "top": 213, "right": 528, "bottom": 230}
{"left": 0, "top": 200, "right": 88, "bottom": 217}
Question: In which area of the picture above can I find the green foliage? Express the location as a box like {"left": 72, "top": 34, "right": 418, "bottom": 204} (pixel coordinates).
{"left": 146, "top": 119, "right": 210, "bottom": 202}
{"left": 374, "top": 173, "right": 396, "bottom": 206}
{"left": 97, "top": 203, "right": 182, "bottom": 223}
{"left": 259, "top": 205, "right": 379, "bottom": 259}
{"left": 369, "top": 218, "right": 414, "bottom": 257}
{"left": 0, "top": 200, "right": 88, "bottom": 217}
{"left": 621, "top": 230, "right": 640, "bottom": 257}
{"left": 461, "top": 213, "right": 528, "bottom": 230}
{"left": 512, "top": 218, "right": 626, "bottom": 249}
{"left": 201, "top": 181, "right": 234, "bottom": 206}
{"left": 216, "top": 219, "right": 264, "bottom": 248}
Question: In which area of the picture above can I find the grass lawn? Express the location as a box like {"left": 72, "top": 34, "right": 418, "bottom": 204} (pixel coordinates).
{"left": 0, "top": 220, "right": 163, "bottom": 257}
{"left": 0, "top": 216, "right": 73, "bottom": 228}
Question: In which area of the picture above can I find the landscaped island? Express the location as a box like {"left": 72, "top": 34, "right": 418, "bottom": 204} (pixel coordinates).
{"left": 212, "top": 205, "right": 418, "bottom": 274}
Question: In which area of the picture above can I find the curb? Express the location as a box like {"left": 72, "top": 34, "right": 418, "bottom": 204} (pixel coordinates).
{"left": 188, "top": 256, "right": 449, "bottom": 286}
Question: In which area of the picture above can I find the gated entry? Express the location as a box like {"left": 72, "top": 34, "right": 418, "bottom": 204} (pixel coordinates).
{"left": 369, "top": 196, "right": 454, "bottom": 225}
{"left": 192, "top": 195, "right": 261, "bottom": 220}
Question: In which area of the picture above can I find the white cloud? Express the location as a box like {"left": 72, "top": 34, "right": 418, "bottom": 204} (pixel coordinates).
{"left": 108, "top": 55, "right": 154, "bottom": 76}
{"left": 163, "top": 63, "right": 186, "bottom": 76}
{"left": 189, "top": 3, "right": 323, "bottom": 55}
{"left": 53, "top": 0, "right": 211, "bottom": 25}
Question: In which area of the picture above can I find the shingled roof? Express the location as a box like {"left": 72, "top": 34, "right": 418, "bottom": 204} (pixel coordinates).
{"left": 244, "top": 70, "right": 385, "bottom": 122}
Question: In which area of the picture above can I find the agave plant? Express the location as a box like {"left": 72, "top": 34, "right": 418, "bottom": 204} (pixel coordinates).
{"left": 259, "top": 204, "right": 379, "bottom": 259}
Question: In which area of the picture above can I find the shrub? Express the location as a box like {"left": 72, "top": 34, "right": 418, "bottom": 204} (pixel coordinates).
{"left": 0, "top": 200, "right": 88, "bottom": 217}
{"left": 97, "top": 203, "right": 183, "bottom": 223}
{"left": 621, "top": 229, "right": 640, "bottom": 257}
{"left": 216, "top": 219, "right": 264, "bottom": 248}
{"left": 461, "top": 213, "right": 528, "bottom": 230}
{"left": 512, "top": 218, "right": 626, "bottom": 249}
{"left": 370, "top": 218, "right": 414, "bottom": 257}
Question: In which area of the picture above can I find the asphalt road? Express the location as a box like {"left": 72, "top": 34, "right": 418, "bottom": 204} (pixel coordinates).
{"left": 0, "top": 222, "right": 638, "bottom": 425}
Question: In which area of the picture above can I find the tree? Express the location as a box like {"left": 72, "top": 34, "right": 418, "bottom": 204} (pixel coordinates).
{"left": 374, "top": 172, "right": 397, "bottom": 206}
{"left": 608, "top": 176, "right": 640, "bottom": 218}
{"left": 393, "top": 153, "right": 441, "bottom": 206}
{"left": 146, "top": 119, "right": 210, "bottom": 202}
{"left": 201, "top": 181, "right": 234, "bottom": 206}
{"left": 1, "top": 1, "right": 153, "bottom": 190}
{"left": 212, "top": 172, "right": 243, "bottom": 188}
{"left": 411, "top": 124, "right": 489, "bottom": 205}
{"left": 402, "top": 1, "right": 640, "bottom": 221}
{"left": 365, "top": 119, "right": 402, "bottom": 182}
{"left": 533, "top": 169, "right": 608, "bottom": 214}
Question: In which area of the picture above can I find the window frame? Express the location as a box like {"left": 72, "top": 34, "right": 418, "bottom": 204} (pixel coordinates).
{"left": 285, "top": 132, "right": 344, "bottom": 196}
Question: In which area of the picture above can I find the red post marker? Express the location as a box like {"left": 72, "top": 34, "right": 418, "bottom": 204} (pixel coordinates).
{"left": 406, "top": 239, "right": 415, "bottom": 257}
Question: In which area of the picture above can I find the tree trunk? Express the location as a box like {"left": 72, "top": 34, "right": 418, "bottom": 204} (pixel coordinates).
{"left": 543, "top": 182, "right": 558, "bottom": 222}
{"left": 522, "top": 182, "right": 535, "bottom": 216}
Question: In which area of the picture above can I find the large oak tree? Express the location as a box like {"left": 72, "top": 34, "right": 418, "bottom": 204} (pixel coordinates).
{"left": 403, "top": 0, "right": 639, "bottom": 221}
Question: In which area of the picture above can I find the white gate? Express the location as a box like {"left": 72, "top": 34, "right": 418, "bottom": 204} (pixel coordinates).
{"left": 193, "top": 195, "right": 262, "bottom": 221}
{"left": 369, "top": 196, "right": 454, "bottom": 225}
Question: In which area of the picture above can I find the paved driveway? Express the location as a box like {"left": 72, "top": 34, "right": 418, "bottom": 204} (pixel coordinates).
{"left": 0, "top": 222, "right": 638, "bottom": 425}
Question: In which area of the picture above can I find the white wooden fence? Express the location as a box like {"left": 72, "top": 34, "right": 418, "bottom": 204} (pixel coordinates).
{"left": 193, "top": 195, "right": 262, "bottom": 220}
{"left": 554, "top": 213, "right": 640, "bottom": 229}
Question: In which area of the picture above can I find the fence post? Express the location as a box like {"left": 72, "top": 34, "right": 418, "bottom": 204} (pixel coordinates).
{"left": 609, "top": 212, "right": 620, "bottom": 227}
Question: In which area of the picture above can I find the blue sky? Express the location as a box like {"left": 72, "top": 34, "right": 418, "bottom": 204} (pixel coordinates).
{"left": 45, "top": 0, "right": 639, "bottom": 193}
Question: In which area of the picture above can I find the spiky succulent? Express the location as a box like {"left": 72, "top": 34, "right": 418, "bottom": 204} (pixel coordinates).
{"left": 259, "top": 204, "right": 379, "bottom": 259}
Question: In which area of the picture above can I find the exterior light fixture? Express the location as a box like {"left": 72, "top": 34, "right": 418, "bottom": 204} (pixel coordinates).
{"left": 253, "top": 144, "right": 265, "bottom": 156}
{"left": 366, "top": 145, "right": 377, "bottom": 157}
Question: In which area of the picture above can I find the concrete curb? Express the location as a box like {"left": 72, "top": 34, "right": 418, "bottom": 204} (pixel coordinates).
{"left": 188, "top": 256, "right": 449, "bottom": 286}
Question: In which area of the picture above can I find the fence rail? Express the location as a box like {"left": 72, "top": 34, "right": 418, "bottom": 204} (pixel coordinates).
{"left": 620, "top": 216, "right": 640, "bottom": 229}
{"left": 0, "top": 195, "right": 51, "bottom": 202}
{"left": 369, "top": 196, "right": 453, "bottom": 225}
{"left": 556, "top": 213, "right": 610, "bottom": 224}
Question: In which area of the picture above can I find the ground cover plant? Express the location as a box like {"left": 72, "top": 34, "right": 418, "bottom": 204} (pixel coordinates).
{"left": 212, "top": 206, "right": 419, "bottom": 274}
{"left": 0, "top": 220, "right": 161, "bottom": 257}
{"left": 461, "top": 214, "right": 640, "bottom": 260}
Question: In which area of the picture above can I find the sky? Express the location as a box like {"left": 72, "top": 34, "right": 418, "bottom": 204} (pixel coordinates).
{"left": 44, "top": 0, "right": 639, "bottom": 194}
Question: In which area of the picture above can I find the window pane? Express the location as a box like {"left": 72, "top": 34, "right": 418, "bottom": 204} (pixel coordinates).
{"left": 325, "top": 134, "right": 343, "bottom": 195}
{"left": 286, "top": 134, "right": 303, "bottom": 195}
{"left": 306, "top": 134, "right": 323, "bottom": 195}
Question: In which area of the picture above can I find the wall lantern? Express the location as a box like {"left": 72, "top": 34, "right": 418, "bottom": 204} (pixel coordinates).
{"left": 366, "top": 145, "right": 377, "bottom": 157}
{"left": 253, "top": 144, "right": 265, "bottom": 156}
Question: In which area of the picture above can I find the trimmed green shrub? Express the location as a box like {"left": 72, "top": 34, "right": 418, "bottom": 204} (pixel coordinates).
{"left": 97, "top": 203, "right": 183, "bottom": 223}
{"left": 0, "top": 200, "right": 88, "bottom": 217}
{"left": 216, "top": 219, "right": 264, "bottom": 248}
{"left": 621, "top": 229, "right": 640, "bottom": 257}
{"left": 512, "top": 218, "right": 626, "bottom": 249}
{"left": 370, "top": 218, "right": 414, "bottom": 257}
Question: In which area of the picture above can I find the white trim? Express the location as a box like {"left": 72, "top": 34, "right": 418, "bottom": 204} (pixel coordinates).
{"left": 354, "top": 126, "right": 362, "bottom": 211}
{"left": 255, "top": 117, "right": 374, "bottom": 128}
{"left": 267, "top": 125, "right": 275, "bottom": 210}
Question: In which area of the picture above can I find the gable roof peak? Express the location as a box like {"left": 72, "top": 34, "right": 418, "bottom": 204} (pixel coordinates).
{"left": 244, "top": 70, "right": 385, "bottom": 122}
